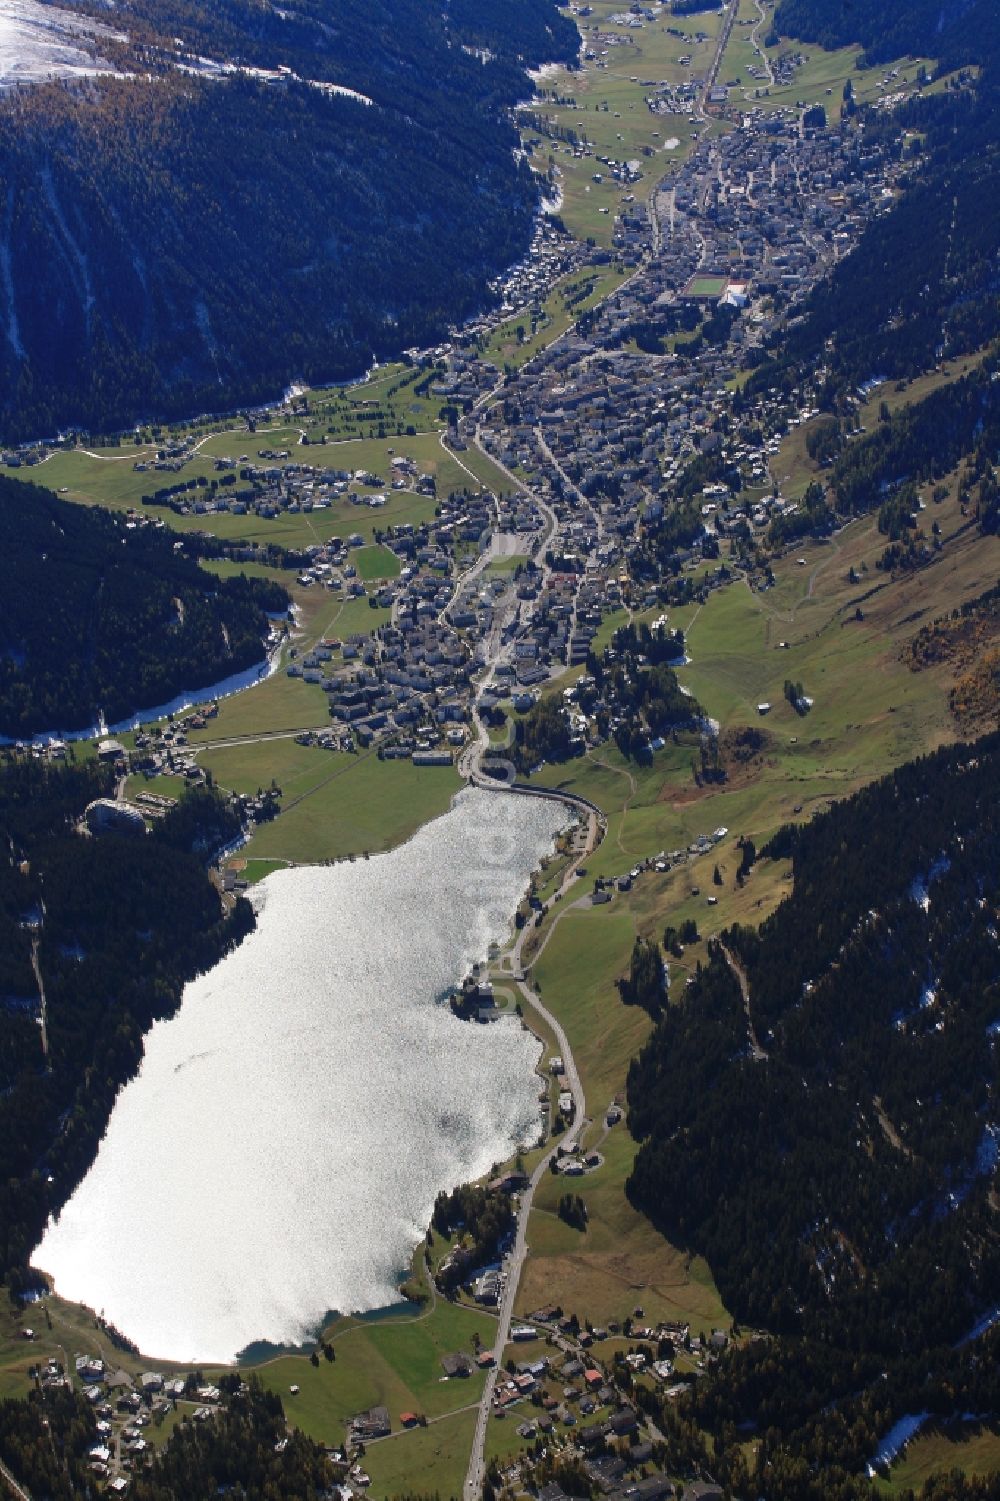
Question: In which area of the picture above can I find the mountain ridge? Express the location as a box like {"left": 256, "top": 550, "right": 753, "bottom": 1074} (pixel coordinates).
{"left": 0, "top": 0, "right": 578, "bottom": 441}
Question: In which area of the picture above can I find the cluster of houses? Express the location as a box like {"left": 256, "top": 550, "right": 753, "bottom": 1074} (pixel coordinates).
{"left": 140, "top": 451, "right": 437, "bottom": 526}
{"left": 473, "top": 112, "right": 898, "bottom": 559}
{"left": 35, "top": 1354, "right": 221, "bottom": 1490}
{"left": 482, "top": 1306, "right": 733, "bottom": 1499}
{"left": 455, "top": 218, "right": 590, "bottom": 353}
{"left": 128, "top": 719, "right": 209, "bottom": 785}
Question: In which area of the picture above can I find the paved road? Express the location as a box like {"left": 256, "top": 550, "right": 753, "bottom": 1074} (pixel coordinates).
{"left": 463, "top": 842, "right": 594, "bottom": 1501}
{"left": 704, "top": 0, "right": 738, "bottom": 103}
{"left": 30, "top": 935, "right": 49, "bottom": 1063}
{"left": 750, "top": 0, "right": 775, "bottom": 87}
{"left": 460, "top": 761, "right": 602, "bottom": 1499}
{"left": 0, "top": 1455, "right": 32, "bottom": 1501}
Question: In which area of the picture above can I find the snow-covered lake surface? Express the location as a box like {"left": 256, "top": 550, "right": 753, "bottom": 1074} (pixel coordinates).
{"left": 0, "top": 0, "right": 124, "bottom": 87}
{"left": 33, "top": 789, "right": 566, "bottom": 1363}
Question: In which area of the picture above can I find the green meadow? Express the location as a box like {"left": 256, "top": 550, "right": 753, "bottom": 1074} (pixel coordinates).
{"left": 246, "top": 1299, "right": 494, "bottom": 1447}
{"left": 200, "top": 739, "right": 461, "bottom": 864}
{"left": 518, "top": 0, "right": 723, "bottom": 243}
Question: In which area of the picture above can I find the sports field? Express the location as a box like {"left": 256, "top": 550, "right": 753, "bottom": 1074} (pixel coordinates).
{"left": 685, "top": 272, "right": 728, "bottom": 298}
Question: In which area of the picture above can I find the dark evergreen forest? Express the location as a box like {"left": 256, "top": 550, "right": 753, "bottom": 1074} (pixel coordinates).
{"left": 0, "top": 476, "right": 286, "bottom": 736}
{"left": 0, "top": 0, "right": 579, "bottom": 440}
{"left": 626, "top": 733, "right": 1000, "bottom": 1496}
{"left": 0, "top": 760, "right": 251, "bottom": 1290}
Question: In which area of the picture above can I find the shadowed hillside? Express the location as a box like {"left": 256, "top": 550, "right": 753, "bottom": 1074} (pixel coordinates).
{"left": 0, "top": 0, "right": 578, "bottom": 440}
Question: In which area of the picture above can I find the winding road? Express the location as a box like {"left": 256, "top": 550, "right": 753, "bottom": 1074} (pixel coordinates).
{"left": 462, "top": 806, "right": 595, "bottom": 1501}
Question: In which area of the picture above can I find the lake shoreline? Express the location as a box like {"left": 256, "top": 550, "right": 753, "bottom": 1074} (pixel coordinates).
{"left": 31, "top": 788, "right": 569, "bottom": 1365}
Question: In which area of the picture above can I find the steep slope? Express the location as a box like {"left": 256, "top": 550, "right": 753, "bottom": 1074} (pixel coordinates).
{"left": 773, "top": 0, "right": 1000, "bottom": 67}
{"left": 0, "top": 765, "right": 252, "bottom": 1290}
{"left": 626, "top": 734, "right": 1000, "bottom": 1496}
{"left": 0, "top": 475, "right": 286, "bottom": 735}
{"left": 0, "top": 0, "right": 578, "bottom": 440}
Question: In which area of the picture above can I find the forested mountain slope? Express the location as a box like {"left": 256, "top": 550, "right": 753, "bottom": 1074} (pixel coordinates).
{"left": 0, "top": 763, "right": 251, "bottom": 1290}
{"left": 627, "top": 734, "right": 1000, "bottom": 1496}
{"left": 773, "top": 0, "right": 1000, "bottom": 67}
{"left": 0, "top": 476, "right": 286, "bottom": 736}
{"left": 0, "top": 0, "right": 578, "bottom": 440}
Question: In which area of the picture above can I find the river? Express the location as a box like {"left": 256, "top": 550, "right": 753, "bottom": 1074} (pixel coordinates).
{"left": 32, "top": 788, "right": 565, "bottom": 1364}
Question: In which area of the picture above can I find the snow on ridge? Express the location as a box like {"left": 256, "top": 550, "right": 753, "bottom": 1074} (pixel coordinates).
{"left": 0, "top": 0, "right": 125, "bottom": 88}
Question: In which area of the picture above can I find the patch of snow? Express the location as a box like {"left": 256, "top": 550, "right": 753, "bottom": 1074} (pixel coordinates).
{"left": 0, "top": 0, "right": 125, "bottom": 87}
{"left": 175, "top": 53, "right": 372, "bottom": 104}
{"left": 909, "top": 854, "right": 951, "bottom": 911}
{"left": 867, "top": 1413, "right": 929, "bottom": 1475}
{"left": 0, "top": 187, "right": 22, "bottom": 358}
{"left": 0, "top": 643, "right": 282, "bottom": 748}
{"left": 527, "top": 61, "right": 567, "bottom": 85}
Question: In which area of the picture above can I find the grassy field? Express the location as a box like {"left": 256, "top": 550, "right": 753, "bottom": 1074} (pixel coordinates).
{"left": 146, "top": 362, "right": 445, "bottom": 449}
{"left": 0, "top": 1293, "right": 134, "bottom": 1402}
{"left": 234, "top": 857, "right": 292, "bottom": 884}
{"left": 4, "top": 425, "right": 497, "bottom": 570}
{"left": 363, "top": 1405, "right": 477, "bottom": 1500}
{"left": 517, "top": 1126, "right": 728, "bottom": 1333}
{"left": 482, "top": 263, "right": 628, "bottom": 371}
{"left": 512, "top": 886, "right": 729, "bottom": 1358}
{"left": 354, "top": 544, "right": 401, "bottom": 581}
{"left": 528, "top": 907, "right": 643, "bottom": 1112}
{"left": 4, "top": 448, "right": 442, "bottom": 552}
{"left": 877, "top": 1425, "right": 1000, "bottom": 1494}
{"left": 518, "top": 0, "right": 722, "bottom": 243}
{"left": 123, "top": 772, "right": 190, "bottom": 802}
{"left": 484, "top": 1128, "right": 729, "bottom": 1483}
{"left": 771, "top": 349, "right": 991, "bottom": 502}
{"left": 299, "top": 362, "right": 445, "bottom": 444}
{"left": 200, "top": 740, "right": 461, "bottom": 864}
{"left": 533, "top": 505, "right": 1000, "bottom": 885}
{"left": 858, "top": 348, "right": 990, "bottom": 426}
{"left": 484, "top": 553, "right": 530, "bottom": 575}
{"left": 447, "top": 441, "right": 519, "bottom": 498}
{"left": 720, "top": 0, "right": 936, "bottom": 117}
{"left": 246, "top": 1299, "right": 493, "bottom": 1448}
{"left": 192, "top": 674, "right": 330, "bottom": 742}
{"left": 686, "top": 273, "right": 728, "bottom": 298}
